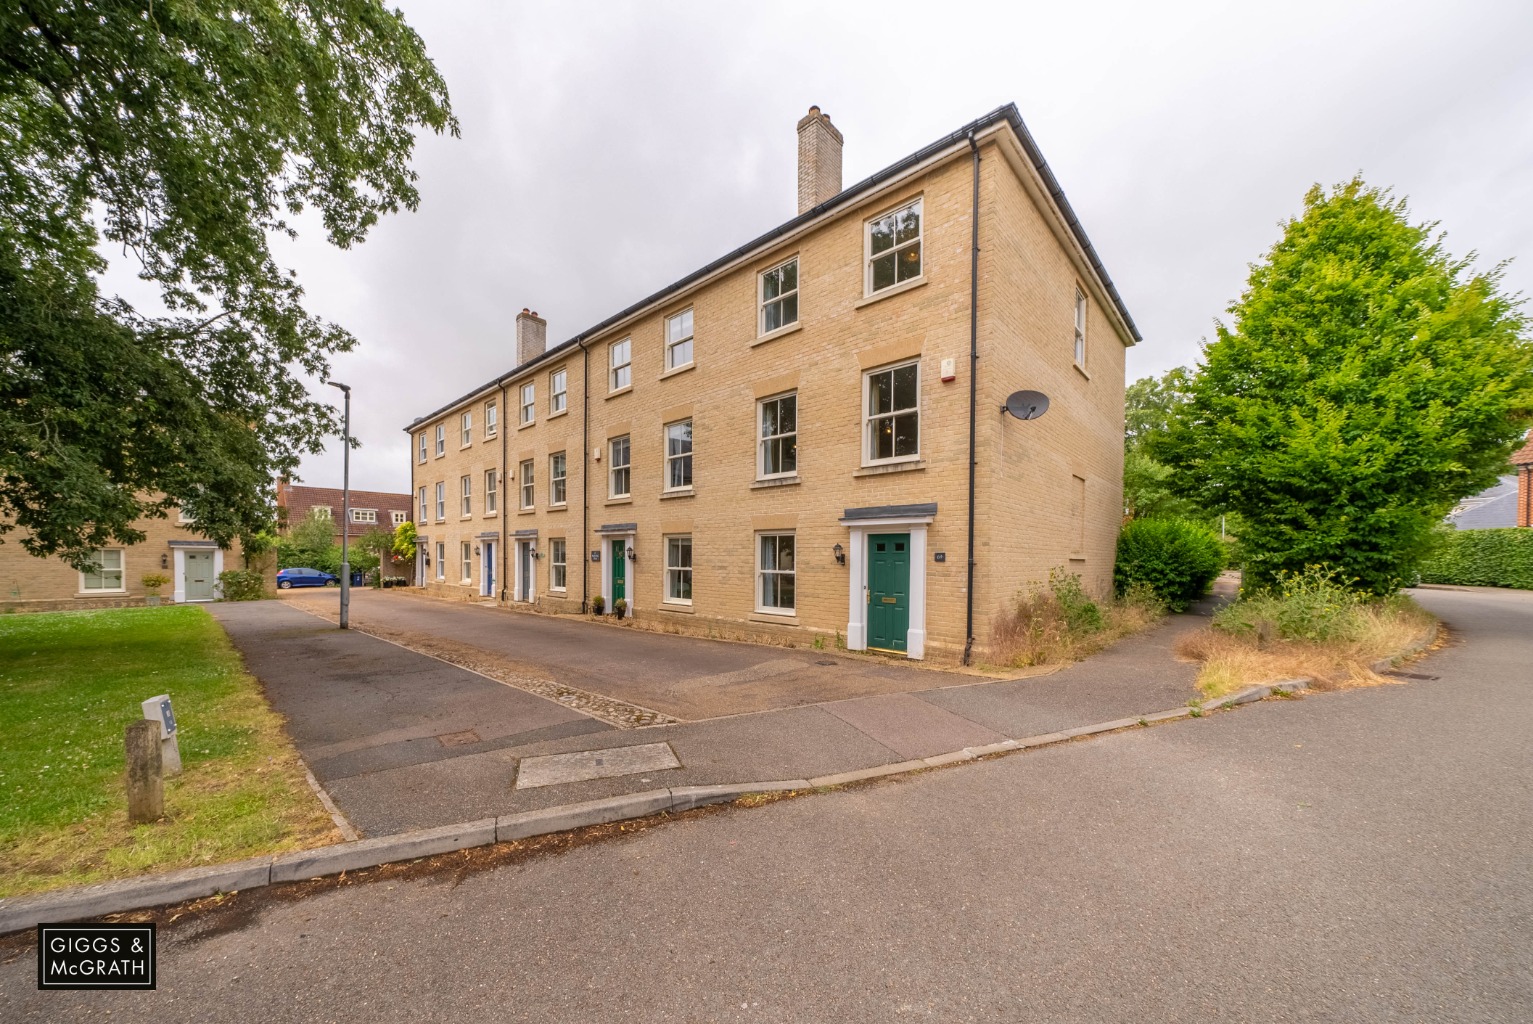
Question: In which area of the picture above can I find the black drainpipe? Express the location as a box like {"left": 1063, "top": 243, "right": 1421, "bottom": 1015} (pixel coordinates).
{"left": 963, "top": 131, "right": 981, "bottom": 666}
{"left": 499, "top": 381, "right": 509, "bottom": 602}
{"left": 579, "top": 340, "right": 591, "bottom": 612}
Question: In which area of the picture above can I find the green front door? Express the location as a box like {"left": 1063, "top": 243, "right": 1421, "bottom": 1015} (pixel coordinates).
{"left": 867, "top": 533, "right": 910, "bottom": 653}
{"left": 185, "top": 551, "right": 215, "bottom": 602}
{"left": 610, "top": 538, "right": 626, "bottom": 608}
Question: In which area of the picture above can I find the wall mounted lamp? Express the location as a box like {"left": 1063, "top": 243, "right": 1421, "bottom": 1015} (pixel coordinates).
{"left": 626, "top": 546, "right": 636, "bottom": 561}
{"left": 833, "top": 543, "right": 845, "bottom": 565}
{"left": 160, "top": 553, "right": 169, "bottom": 570}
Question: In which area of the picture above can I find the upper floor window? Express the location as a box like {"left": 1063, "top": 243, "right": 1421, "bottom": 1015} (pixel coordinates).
{"left": 434, "top": 481, "right": 445, "bottom": 521}
{"left": 434, "top": 424, "right": 446, "bottom": 456}
{"left": 417, "top": 432, "right": 428, "bottom": 463}
{"left": 485, "top": 470, "right": 498, "bottom": 514}
{"left": 760, "top": 257, "right": 799, "bottom": 334}
{"left": 460, "top": 475, "right": 472, "bottom": 516}
{"left": 460, "top": 411, "right": 472, "bottom": 447}
{"left": 758, "top": 392, "right": 797, "bottom": 478}
{"left": 391, "top": 510, "right": 407, "bottom": 527}
{"left": 550, "top": 368, "right": 568, "bottom": 414}
{"left": 485, "top": 401, "right": 498, "bottom": 437}
{"left": 520, "top": 382, "right": 535, "bottom": 425}
{"left": 1074, "top": 287, "right": 1087, "bottom": 368}
{"left": 864, "top": 361, "right": 920, "bottom": 464}
{"left": 665, "top": 420, "right": 693, "bottom": 491}
{"left": 350, "top": 508, "right": 377, "bottom": 524}
{"left": 519, "top": 459, "right": 535, "bottom": 509}
{"left": 610, "top": 338, "right": 631, "bottom": 391}
{"left": 80, "top": 549, "right": 125, "bottom": 592}
{"left": 609, "top": 435, "right": 631, "bottom": 498}
{"left": 665, "top": 309, "right": 694, "bottom": 370}
{"left": 866, "top": 198, "right": 922, "bottom": 294}
{"left": 550, "top": 451, "right": 567, "bottom": 506}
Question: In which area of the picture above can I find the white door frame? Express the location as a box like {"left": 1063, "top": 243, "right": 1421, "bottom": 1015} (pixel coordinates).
{"left": 481, "top": 541, "right": 497, "bottom": 597}
{"left": 843, "top": 516, "right": 931, "bottom": 660}
{"left": 172, "top": 546, "right": 224, "bottom": 603}
{"left": 598, "top": 531, "right": 635, "bottom": 614}
{"left": 513, "top": 537, "right": 537, "bottom": 603}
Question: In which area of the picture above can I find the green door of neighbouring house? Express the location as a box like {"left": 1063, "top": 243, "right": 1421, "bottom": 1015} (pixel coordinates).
{"left": 610, "top": 538, "right": 626, "bottom": 608}
{"left": 867, "top": 533, "right": 910, "bottom": 653}
{"left": 185, "top": 550, "right": 215, "bottom": 602}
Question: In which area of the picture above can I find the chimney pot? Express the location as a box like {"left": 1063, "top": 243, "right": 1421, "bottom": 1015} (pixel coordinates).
{"left": 797, "top": 105, "right": 844, "bottom": 215}
{"left": 515, "top": 308, "right": 547, "bottom": 365}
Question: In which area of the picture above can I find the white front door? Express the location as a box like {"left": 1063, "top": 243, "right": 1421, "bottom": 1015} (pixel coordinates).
{"left": 184, "top": 551, "right": 216, "bottom": 602}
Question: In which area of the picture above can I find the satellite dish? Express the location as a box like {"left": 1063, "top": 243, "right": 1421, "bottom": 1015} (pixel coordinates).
{"left": 1002, "top": 390, "right": 1050, "bottom": 421}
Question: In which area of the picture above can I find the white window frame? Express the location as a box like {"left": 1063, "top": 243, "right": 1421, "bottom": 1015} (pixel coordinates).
{"left": 609, "top": 435, "right": 631, "bottom": 498}
{"left": 434, "top": 482, "right": 445, "bottom": 521}
{"left": 485, "top": 400, "right": 498, "bottom": 437}
{"left": 435, "top": 542, "right": 445, "bottom": 581}
{"left": 664, "top": 534, "right": 693, "bottom": 605}
{"left": 435, "top": 424, "right": 446, "bottom": 457}
{"left": 550, "top": 451, "right": 567, "bottom": 507}
{"left": 759, "top": 256, "right": 799, "bottom": 335}
{"left": 417, "top": 432, "right": 428, "bottom": 463}
{"left": 350, "top": 508, "right": 378, "bottom": 524}
{"left": 550, "top": 368, "right": 568, "bottom": 414}
{"left": 519, "top": 459, "right": 535, "bottom": 510}
{"left": 520, "top": 382, "right": 535, "bottom": 425}
{"left": 755, "top": 533, "right": 796, "bottom": 615}
{"left": 1074, "top": 287, "right": 1087, "bottom": 368}
{"left": 665, "top": 308, "right": 694, "bottom": 371}
{"left": 609, "top": 338, "right": 632, "bottom": 392}
{"left": 80, "top": 548, "right": 126, "bottom": 593}
{"left": 757, "top": 391, "right": 798, "bottom": 480}
{"left": 863, "top": 360, "right": 921, "bottom": 466}
{"left": 664, "top": 419, "right": 693, "bottom": 492}
{"left": 418, "top": 487, "right": 428, "bottom": 522}
{"left": 485, "top": 469, "right": 498, "bottom": 515}
{"left": 549, "top": 538, "right": 567, "bottom": 592}
{"left": 460, "top": 411, "right": 472, "bottom": 447}
{"left": 460, "top": 541, "right": 472, "bottom": 583}
{"left": 460, "top": 475, "right": 472, "bottom": 517}
{"left": 391, "top": 511, "right": 407, "bottom": 527}
{"left": 864, "top": 197, "right": 923, "bottom": 295}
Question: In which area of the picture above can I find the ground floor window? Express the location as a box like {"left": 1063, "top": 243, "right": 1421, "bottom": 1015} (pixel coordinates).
{"left": 435, "top": 542, "right": 445, "bottom": 581}
{"left": 757, "top": 533, "right": 795, "bottom": 612}
{"left": 80, "top": 549, "right": 125, "bottom": 592}
{"left": 460, "top": 542, "right": 472, "bottom": 582}
{"left": 665, "top": 535, "right": 692, "bottom": 603}
{"left": 550, "top": 538, "right": 567, "bottom": 591}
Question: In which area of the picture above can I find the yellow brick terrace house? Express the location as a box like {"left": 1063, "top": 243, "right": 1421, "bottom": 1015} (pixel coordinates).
{"left": 405, "top": 105, "right": 1139, "bottom": 665}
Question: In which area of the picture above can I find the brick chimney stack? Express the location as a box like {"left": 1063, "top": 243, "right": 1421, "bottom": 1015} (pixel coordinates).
{"left": 516, "top": 308, "right": 547, "bottom": 365}
{"left": 797, "top": 105, "right": 844, "bottom": 215}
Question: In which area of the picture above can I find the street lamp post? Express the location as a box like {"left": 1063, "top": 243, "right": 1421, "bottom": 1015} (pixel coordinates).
{"left": 328, "top": 381, "right": 352, "bottom": 630}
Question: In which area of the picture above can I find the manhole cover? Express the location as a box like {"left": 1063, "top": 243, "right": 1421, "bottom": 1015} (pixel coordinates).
{"left": 816, "top": 660, "right": 838, "bottom": 667}
{"left": 437, "top": 729, "right": 482, "bottom": 748}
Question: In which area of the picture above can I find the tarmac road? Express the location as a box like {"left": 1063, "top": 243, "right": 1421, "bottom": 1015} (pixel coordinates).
{"left": 2, "top": 585, "right": 1528, "bottom": 1022}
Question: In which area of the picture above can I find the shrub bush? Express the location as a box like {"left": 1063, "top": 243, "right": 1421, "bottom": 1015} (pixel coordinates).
{"left": 1213, "top": 565, "right": 1365, "bottom": 644}
{"left": 217, "top": 569, "right": 269, "bottom": 602}
{"left": 1114, "top": 517, "right": 1224, "bottom": 612}
{"left": 1418, "top": 528, "right": 1533, "bottom": 590}
{"left": 989, "top": 568, "right": 1165, "bottom": 668}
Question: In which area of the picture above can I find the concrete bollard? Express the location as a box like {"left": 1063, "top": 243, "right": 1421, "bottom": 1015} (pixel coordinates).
{"left": 125, "top": 719, "right": 164, "bottom": 824}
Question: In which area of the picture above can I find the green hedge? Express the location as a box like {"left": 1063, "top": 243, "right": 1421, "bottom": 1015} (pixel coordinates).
{"left": 1418, "top": 528, "right": 1533, "bottom": 590}
{"left": 1114, "top": 517, "right": 1225, "bottom": 612}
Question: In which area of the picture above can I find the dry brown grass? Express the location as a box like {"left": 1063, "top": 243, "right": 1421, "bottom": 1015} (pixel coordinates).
{"left": 988, "top": 577, "right": 1166, "bottom": 669}
{"left": 1177, "top": 600, "right": 1435, "bottom": 699}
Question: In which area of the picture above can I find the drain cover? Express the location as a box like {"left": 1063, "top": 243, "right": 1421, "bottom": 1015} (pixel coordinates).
{"left": 437, "top": 729, "right": 482, "bottom": 748}
{"left": 816, "top": 660, "right": 838, "bottom": 667}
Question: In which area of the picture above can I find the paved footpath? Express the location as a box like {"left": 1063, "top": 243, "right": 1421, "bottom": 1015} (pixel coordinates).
{"left": 5, "top": 586, "right": 1525, "bottom": 1023}
{"left": 210, "top": 595, "right": 1208, "bottom": 836}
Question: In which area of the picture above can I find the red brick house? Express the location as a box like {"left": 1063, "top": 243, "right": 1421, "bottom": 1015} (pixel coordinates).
{"left": 1514, "top": 430, "right": 1533, "bottom": 528}
{"left": 276, "top": 481, "right": 415, "bottom": 578}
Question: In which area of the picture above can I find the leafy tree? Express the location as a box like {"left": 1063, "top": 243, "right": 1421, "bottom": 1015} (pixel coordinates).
{"left": 1152, "top": 179, "right": 1533, "bottom": 594}
{"left": 0, "top": 1, "right": 456, "bottom": 568}
{"left": 288, "top": 510, "right": 338, "bottom": 553}
{"left": 355, "top": 527, "right": 394, "bottom": 584}
{"left": 392, "top": 520, "right": 417, "bottom": 563}
{"left": 1123, "top": 367, "right": 1201, "bottom": 520}
{"left": 276, "top": 509, "right": 339, "bottom": 574}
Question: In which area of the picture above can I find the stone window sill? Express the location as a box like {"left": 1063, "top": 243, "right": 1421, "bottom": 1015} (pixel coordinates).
{"left": 606, "top": 496, "right": 633, "bottom": 506}
{"left": 519, "top": 507, "right": 536, "bottom": 515}
{"left": 1073, "top": 363, "right": 1091, "bottom": 381}
{"left": 659, "top": 362, "right": 696, "bottom": 382}
{"left": 607, "top": 385, "right": 633, "bottom": 401}
{"left": 853, "top": 459, "right": 926, "bottom": 478}
{"left": 854, "top": 276, "right": 927, "bottom": 310}
{"left": 518, "top": 419, "right": 536, "bottom": 431}
{"left": 751, "top": 475, "right": 801, "bottom": 490}
{"left": 750, "top": 321, "right": 803, "bottom": 349}
{"left": 660, "top": 488, "right": 695, "bottom": 500}
{"left": 548, "top": 408, "right": 568, "bottom": 420}
{"left": 749, "top": 611, "right": 799, "bottom": 626}
{"left": 659, "top": 602, "right": 695, "bottom": 615}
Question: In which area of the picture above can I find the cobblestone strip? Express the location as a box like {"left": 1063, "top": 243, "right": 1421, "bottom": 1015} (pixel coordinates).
{"left": 299, "top": 606, "right": 680, "bottom": 729}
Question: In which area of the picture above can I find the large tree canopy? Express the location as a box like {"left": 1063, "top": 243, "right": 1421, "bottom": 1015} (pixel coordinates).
{"left": 1152, "top": 179, "right": 1533, "bottom": 593}
{"left": 1123, "top": 367, "right": 1201, "bottom": 521}
{"left": 0, "top": 1, "right": 456, "bottom": 566}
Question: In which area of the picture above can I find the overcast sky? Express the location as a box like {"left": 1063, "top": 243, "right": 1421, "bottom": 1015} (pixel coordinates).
{"left": 235, "top": 0, "right": 1533, "bottom": 493}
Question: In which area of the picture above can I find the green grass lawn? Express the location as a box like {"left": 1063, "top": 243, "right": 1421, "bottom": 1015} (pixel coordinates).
{"left": 0, "top": 605, "right": 339, "bottom": 897}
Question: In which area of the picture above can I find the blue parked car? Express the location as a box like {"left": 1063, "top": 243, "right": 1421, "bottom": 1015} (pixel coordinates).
{"left": 276, "top": 567, "right": 339, "bottom": 589}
